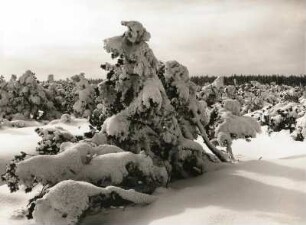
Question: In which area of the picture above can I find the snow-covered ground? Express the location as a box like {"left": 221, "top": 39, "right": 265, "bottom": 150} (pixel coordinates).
{"left": 0, "top": 123, "right": 305, "bottom": 225}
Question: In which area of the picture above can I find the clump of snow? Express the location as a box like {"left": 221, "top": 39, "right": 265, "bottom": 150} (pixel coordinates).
{"left": 141, "top": 78, "right": 163, "bottom": 110}
{"left": 16, "top": 142, "right": 168, "bottom": 188}
{"left": 79, "top": 151, "right": 168, "bottom": 185}
{"left": 102, "top": 114, "right": 130, "bottom": 141}
{"left": 296, "top": 115, "right": 306, "bottom": 136}
{"left": 90, "top": 131, "right": 108, "bottom": 145}
{"left": 33, "top": 180, "right": 156, "bottom": 225}
{"left": 216, "top": 131, "right": 232, "bottom": 147}
{"left": 92, "top": 144, "right": 125, "bottom": 155}
{"left": 35, "top": 126, "right": 77, "bottom": 155}
{"left": 16, "top": 142, "right": 93, "bottom": 187}
{"left": 36, "top": 127, "right": 75, "bottom": 142}
{"left": 223, "top": 99, "right": 241, "bottom": 116}
{"left": 216, "top": 112, "right": 261, "bottom": 139}
{"left": 121, "top": 21, "right": 151, "bottom": 43}
{"left": 164, "top": 61, "right": 190, "bottom": 102}
{"left": 48, "top": 114, "right": 73, "bottom": 125}
{"left": 291, "top": 114, "right": 306, "bottom": 140}
{"left": 104, "top": 21, "right": 151, "bottom": 57}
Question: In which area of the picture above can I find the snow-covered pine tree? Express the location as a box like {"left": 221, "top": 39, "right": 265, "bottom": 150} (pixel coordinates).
{"left": 0, "top": 70, "right": 59, "bottom": 120}
{"left": 71, "top": 73, "right": 96, "bottom": 118}
{"left": 0, "top": 75, "right": 10, "bottom": 118}
{"left": 96, "top": 20, "right": 229, "bottom": 166}
{"left": 3, "top": 21, "right": 232, "bottom": 225}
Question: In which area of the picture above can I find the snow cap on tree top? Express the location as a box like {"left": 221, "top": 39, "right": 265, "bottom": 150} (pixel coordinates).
{"left": 121, "top": 21, "right": 151, "bottom": 43}
{"left": 103, "top": 21, "right": 152, "bottom": 58}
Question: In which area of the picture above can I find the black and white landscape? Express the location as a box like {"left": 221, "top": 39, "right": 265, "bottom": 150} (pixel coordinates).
{"left": 0, "top": 1, "right": 305, "bottom": 225}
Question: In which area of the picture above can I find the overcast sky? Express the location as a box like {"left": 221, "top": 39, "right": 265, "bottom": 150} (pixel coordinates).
{"left": 0, "top": 0, "right": 305, "bottom": 80}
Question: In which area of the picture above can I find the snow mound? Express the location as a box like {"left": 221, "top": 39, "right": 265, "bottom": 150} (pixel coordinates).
{"left": 16, "top": 143, "right": 168, "bottom": 188}
{"left": 33, "top": 180, "right": 156, "bottom": 225}
{"left": 48, "top": 114, "right": 72, "bottom": 125}
{"left": 78, "top": 151, "right": 168, "bottom": 185}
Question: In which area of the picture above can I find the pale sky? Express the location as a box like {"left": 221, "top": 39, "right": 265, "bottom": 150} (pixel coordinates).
{"left": 0, "top": 0, "right": 305, "bottom": 80}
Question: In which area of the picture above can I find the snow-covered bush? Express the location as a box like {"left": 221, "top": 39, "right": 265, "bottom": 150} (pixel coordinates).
{"left": 35, "top": 127, "right": 77, "bottom": 155}
{"left": 1, "top": 151, "right": 28, "bottom": 192}
{"left": 16, "top": 70, "right": 57, "bottom": 119}
{"left": 44, "top": 80, "right": 71, "bottom": 116}
{"left": 16, "top": 142, "right": 168, "bottom": 192}
{"left": 33, "top": 180, "right": 156, "bottom": 225}
{"left": 0, "top": 71, "right": 60, "bottom": 120}
{"left": 204, "top": 97, "right": 261, "bottom": 161}
{"left": 291, "top": 114, "right": 306, "bottom": 141}
{"left": 72, "top": 73, "right": 96, "bottom": 118}
{"left": 0, "top": 75, "right": 10, "bottom": 118}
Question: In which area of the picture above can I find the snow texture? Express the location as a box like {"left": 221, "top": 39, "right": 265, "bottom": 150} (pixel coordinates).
{"left": 16, "top": 143, "right": 168, "bottom": 188}
{"left": 33, "top": 180, "right": 156, "bottom": 225}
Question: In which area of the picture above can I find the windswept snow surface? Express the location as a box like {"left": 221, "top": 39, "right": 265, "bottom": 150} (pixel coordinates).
{"left": 0, "top": 124, "right": 306, "bottom": 225}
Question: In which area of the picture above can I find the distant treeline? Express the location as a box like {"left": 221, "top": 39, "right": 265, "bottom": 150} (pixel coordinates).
{"left": 87, "top": 75, "right": 306, "bottom": 87}
{"left": 190, "top": 75, "right": 306, "bottom": 87}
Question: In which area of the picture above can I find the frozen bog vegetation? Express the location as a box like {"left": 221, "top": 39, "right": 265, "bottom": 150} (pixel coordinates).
{"left": 1, "top": 21, "right": 263, "bottom": 225}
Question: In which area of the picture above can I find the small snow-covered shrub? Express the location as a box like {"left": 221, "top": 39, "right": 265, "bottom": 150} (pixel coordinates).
{"left": 16, "top": 142, "right": 168, "bottom": 191}
{"left": 0, "top": 71, "right": 61, "bottom": 120}
{"left": 72, "top": 73, "right": 96, "bottom": 118}
{"left": 291, "top": 114, "right": 306, "bottom": 141}
{"left": 0, "top": 75, "right": 11, "bottom": 118}
{"left": 33, "top": 180, "right": 156, "bottom": 225}
{"left": 216, "top": 111, "right": 261, "bottom": 140}
{"left": 35, "top": 127, "right": 77, "bottom": 155}
{"left": 203, "top": 96, "right": 261, "bottom": 161}
{"left": 1, "top": 151, "right": 28, "bottom": 192}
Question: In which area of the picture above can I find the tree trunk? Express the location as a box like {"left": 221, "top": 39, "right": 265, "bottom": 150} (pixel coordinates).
{"left": 197, "top": 122, "right": 230, "bottom": 162}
